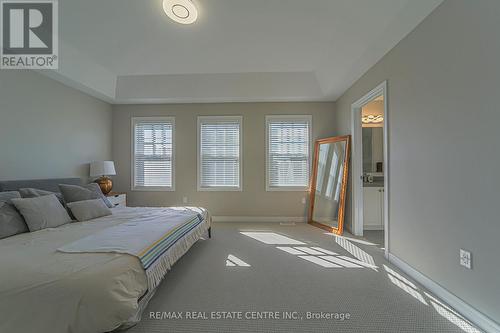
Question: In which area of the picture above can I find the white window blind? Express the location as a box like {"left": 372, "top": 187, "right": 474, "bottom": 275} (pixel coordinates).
{"left": 266, "top": 115, "right": 311, "bottom": 190}
{"left": 132, "top": 117, "right": 174, "bottom": 190}
{"left": 198, "top": 116, "right": 242, "bottom": 190}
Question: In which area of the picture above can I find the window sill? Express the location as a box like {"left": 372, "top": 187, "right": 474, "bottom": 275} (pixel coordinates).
{"left": 197, "top": 187, "right": 242, "bottom": 192}
{"left": 266, "top": 187, "right": 309, "bottom": 192}
{"left": 132, "top": 186, "right": 175, "bottom": 192}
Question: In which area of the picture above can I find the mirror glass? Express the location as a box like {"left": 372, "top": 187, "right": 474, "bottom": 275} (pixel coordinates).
{"left": 309, "top": 136, "right": 350, "bottom": 234}
{"left": 362, "top": 127, "right": 383, "bottom": 173}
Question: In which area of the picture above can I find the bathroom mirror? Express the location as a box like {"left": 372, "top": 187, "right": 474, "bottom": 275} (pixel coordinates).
{"left": 308, "top": 135, "right": 350, "bottom": 234}
{"left": 363, "top": 127, "right": 383, "bottom": 173}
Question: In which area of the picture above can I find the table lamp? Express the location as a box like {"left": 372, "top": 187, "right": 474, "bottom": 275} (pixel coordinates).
{"left": 90, "top": 161, "right": 116, "bottom": 195}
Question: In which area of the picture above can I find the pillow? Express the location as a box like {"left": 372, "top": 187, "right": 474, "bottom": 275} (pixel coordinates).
{"left": 19, "top": 188, "right": 65, "bottom": 204}
{"left": 0, "top": 191, "right": 21, "bottom": 202}
{"left": 11, "top": 194, "right": 72, "bottom": 232}
{"left": 0, "top": 191, "right": 28, "bottom": 239}
{"left": 67, "top": 199, "right": 112, "bottom": 222}
{"left": 59, "top": 183, "right": 113, "bottom": 208}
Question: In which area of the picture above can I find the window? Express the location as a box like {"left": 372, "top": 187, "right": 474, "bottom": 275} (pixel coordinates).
{"left": 132, "top": 117, "right": 175, "bottom": 191}
{"left": 266, "top": 115, "right": 311, "bottom": 191}
{"left": 198, "top": 116, "right": 242, "bottom": 191}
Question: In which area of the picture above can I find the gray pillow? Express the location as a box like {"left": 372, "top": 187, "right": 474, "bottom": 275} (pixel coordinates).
{"left": 0, "top": 191, "right": 28, "bottom": 239}
{"left": 67, "top": 199, "right": 112, "bottom": 222}
{"left": 59, "top": 183, "right": 113, "bottom": 208}
{"left": 19, "top": 188, "right": 65, "bottom": 204}
{"left": 11, "top": 194, "right": 72, "bottom": 232}
{"left": 0, "top": 191, "right": 21, "bottom": 202}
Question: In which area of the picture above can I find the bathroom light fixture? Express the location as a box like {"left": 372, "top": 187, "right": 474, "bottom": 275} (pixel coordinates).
{"left": 163, "top": 0, "right": 198, "bottom": 24}
{"left": 362, "top": 115, "right": 384, "bottom": 124}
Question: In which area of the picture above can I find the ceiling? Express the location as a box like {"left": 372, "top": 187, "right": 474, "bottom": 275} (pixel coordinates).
{"left": 42, "top": 0, "right": 443, "bottom": 104}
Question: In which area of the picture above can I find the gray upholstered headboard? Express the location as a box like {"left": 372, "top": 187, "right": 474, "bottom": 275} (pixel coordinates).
{"left": 0, "top": 178, "right": 82, "bottom": 192}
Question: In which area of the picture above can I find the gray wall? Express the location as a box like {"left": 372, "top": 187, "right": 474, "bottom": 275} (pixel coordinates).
{"left": 335, "top": 0, "right": 500, "bottom": 323}
{"left": 112, "top": 102, "right": 335, "bottom": 217}
{"left": 0, "top": 70, "right": 112, "bottom": 180}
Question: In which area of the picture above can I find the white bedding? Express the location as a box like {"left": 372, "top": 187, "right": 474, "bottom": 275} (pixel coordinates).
{"left": 0, "top": 206, "right": 209, "bottom": 333}
{"left": 59, "top": 208, "right": 207, "bottom": 292}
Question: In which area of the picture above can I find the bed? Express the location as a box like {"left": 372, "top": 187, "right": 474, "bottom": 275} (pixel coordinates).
{"left": 0, "top": 178, "right": 211, "bottom": 333}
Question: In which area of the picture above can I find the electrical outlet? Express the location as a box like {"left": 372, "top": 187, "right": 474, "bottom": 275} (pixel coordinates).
{"left": 460, "top": 249, "right": 472, "bottom": 269}
{"left": 301, "top": 197, "right": 306, "bottom": 204}
{"left": 182, "top": 196, "right": 188, "bottom": 204}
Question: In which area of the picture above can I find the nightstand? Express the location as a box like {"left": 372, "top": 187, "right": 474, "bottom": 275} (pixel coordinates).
{"left": 106, "top": 192, "right": 127, "bottom": 208}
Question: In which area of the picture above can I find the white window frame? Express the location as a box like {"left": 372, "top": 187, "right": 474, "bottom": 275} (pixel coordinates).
{"left": 131, "top": 116, "right": 175, "bottom": 191}
{"left": 265, "top": 115, "right": 312, "bottom": 192}
{"left": 197, "top": 116, "right": 243, "bottom": 192}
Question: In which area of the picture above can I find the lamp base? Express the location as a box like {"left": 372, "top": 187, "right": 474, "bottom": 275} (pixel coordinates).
{"left": 94, "top": 176, "right": 113, "bottom": 195}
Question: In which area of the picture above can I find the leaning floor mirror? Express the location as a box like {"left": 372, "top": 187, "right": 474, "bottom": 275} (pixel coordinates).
{"left": 308, "top": 135, "right": 350, "bottom": 234}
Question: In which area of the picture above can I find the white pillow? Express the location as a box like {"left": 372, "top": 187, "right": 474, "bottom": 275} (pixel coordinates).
{"left": 67, "top": 199, "right": 112, "bottom": 222}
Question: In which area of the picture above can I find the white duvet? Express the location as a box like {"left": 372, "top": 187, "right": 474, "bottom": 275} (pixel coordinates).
{"left": 0, "top": 206, "right": 208, "bottom": 333}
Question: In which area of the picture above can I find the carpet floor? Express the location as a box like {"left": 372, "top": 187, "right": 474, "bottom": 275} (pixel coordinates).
{"left": 363, "top": 230, "right": 384, "bottom": 247}
{"left": 125, "top": 222, "right": 481, "bottom": 333}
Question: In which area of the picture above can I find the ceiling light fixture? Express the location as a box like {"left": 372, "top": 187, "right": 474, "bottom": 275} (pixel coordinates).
{"left": 361, "top": 115, "right": 384, "bottom": 124}
{"left": 163, "top": 0, "right": 198, "bottom": 25}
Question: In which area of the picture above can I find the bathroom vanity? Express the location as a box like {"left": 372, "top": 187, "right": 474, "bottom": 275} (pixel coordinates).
{"left": 363, "top": 182, "right": 384, "bottom": 230}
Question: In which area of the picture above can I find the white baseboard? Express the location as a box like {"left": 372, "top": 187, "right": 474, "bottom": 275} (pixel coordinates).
{"left": 212, "top": 216, "right": 307, "bottom": 223}
{"left": 388, "top": 253, "right": 500, "bottom": 333}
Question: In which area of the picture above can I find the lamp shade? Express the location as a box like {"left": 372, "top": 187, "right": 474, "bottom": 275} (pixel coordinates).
{"left": 90, "top": 161, "right": 116, "bottom": 177}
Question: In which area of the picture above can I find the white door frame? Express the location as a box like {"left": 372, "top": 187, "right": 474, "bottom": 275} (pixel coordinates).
{"left": 350, "top": 80, "right": 389, "bottom": 259}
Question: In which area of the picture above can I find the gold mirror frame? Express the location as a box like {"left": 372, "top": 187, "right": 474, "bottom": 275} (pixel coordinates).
{"left": 308, "top": 135, "right": 351, "bottom": 235}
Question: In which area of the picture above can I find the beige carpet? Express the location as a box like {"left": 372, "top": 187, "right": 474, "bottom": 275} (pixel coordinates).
{"left": 362, "top": 230, "right": 384, "bottom": 247}
{"left": 125, "top": 222, "right": 481, "bottom": 333}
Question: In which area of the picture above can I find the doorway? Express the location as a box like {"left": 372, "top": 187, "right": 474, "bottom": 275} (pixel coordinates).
{"left": 350, "top": 81, "right": 389, "bottom": 258}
